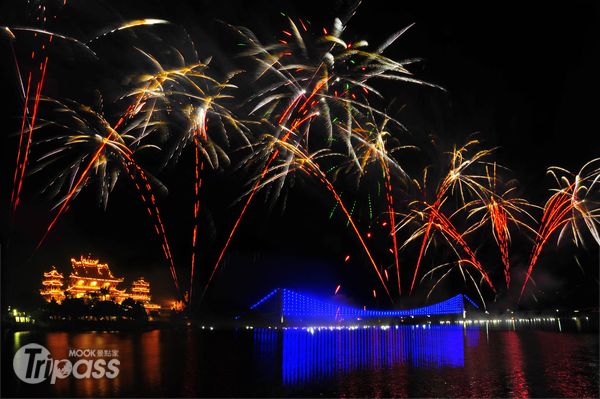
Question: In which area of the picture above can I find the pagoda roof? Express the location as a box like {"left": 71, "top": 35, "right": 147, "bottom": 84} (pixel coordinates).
{"left": 69, "top": 273, "right": 124, "bottom": 282}
{"left": 132, "top": 277, "right": 150, "bottom": 286}
{"left": 70, "top": 255, "right": 122, "bottom": 280}
{"left": 43, "top": 266, "right": 64, "bottom": 279}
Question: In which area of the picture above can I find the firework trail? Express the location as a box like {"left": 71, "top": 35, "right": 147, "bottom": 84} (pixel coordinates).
{"left": 5, "top": 19, "right": 178, "bottom": 251}
{"left": 127, "top": 163, "right": 180, "bottom": 292}
{"left": 10, "top": 18, "right": 216, "bottom": 294}
{"left": 28, "top": 96, "right": 181, "bottom": 291}
{"left": 8, "top": 1, "right": 69, "bottom": 214}
{"left": 202, "top": 109, "right": 321, "bottom": 302}
{"left": 489, "top": 198, "right": 511, "bottom": 285}
{"left": 333, "top": 112, "right": 416, "bottom": 295}
{"left": 462, "top": 163, "right": 536, "bottom": 288}
{"left": 190, "top": 142, "right": 203, "bottom": 302}
{"left": 519, "top": 159, "right": 600, "bottom": 301}
{"left": 429, "top": 206, "right": 494, "bottom": 291}
{"left": 123, "top": 51, "right": 251, "bottom": 303}
{"left": 407, "top": 140, "right": 493, "bottom": 294}
{"left": 203, "top": 11, "right": 439, "bottom": 299}
{"left": 399, "top": 190, "right": 496, "bottom": 304}
{"left": 35, "top": 97, "right": 140, "bottom": 249}
{"left": 5, "top": 2, "right": 597, "bottom": 307}
{"left": 250, "top": 135, "right": 393, "bottom": 300}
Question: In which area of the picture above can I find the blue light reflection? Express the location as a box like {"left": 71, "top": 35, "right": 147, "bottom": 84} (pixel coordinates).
{"left": 254, "top": 325, "right": 476, "bottom": 385}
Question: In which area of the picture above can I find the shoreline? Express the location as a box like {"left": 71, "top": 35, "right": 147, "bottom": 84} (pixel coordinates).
{"left": 3, "top": 311, "right": 597, "bottom": 333}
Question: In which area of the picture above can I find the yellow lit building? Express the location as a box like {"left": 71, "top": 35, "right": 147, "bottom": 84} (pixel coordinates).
{"left": 40, "top": 255, "right": 161, "bottom": 312}
{"left": 130, "top": 277, "right": 161, "bottom": 311}
{"left": 66, "top": 255, "right": 128, "bottom": 302}
{"left": 40, "top": 266, "right": 65, "bottom": 302}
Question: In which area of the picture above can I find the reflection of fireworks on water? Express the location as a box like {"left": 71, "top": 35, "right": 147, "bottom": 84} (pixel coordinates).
{"left": 3, "top": 2, "right": 598, "bottom": 305}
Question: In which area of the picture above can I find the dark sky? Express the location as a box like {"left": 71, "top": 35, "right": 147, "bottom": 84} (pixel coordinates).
{"left": 1, "top": 0, "right": 598, "bottom": 315}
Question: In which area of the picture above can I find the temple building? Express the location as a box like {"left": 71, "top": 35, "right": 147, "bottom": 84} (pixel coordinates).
{"left": 66, "top": 255, "right": 128, "bottom": 303}
{"left": 130, "top": 277, "right": 151, "bottom": 302}
{"left": 40, "top": 266, "right": 65, "bottom": 303}
{"left": 40, "top": 255, "right": 161, "bottom": 312}
{"left": 130, "top": 277, "right": 161, "bottom": 311}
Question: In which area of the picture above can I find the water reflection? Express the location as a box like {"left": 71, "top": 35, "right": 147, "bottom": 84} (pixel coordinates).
{"left": 254, "top": 325, "right": 480, "bottom": 385}
{"left": 502, "top": 331, "right": 529, "bottom": 397}
{"left": 3, "top": 321, "right": 598, "bottom": 397}
{"left": 8, "top": 330, "right": 163, "bottom": 397}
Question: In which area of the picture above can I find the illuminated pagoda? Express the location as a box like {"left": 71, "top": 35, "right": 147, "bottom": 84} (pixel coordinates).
{"left": 130, "top": 277, "right": 161, "bottom": 311}
{"left": 40, "top": 266, "right": 65, "bottom": 302}
{"left": 130, "top": 277, "right": 151, "bottom": 302}
{"left": 65, "top": 255, "right": 128, "bottom": 303}
{"left": 39, "top": 255, "right": 164, "bottom": 312}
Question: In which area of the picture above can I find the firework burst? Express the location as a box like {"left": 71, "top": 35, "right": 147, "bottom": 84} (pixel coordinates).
{"left": 203, "top": 12, "right": 440, "bottom": 299}
{"left": 520, "top": 159, "right": 600, "bottom": 301}
{"left": 461, "top": 163, "right": 537, "bottom": 288}
{"left": 3, "top": 2, "right": 597, "bottom": 307}
{"left": 401, "top": 140, "right": 493, "bottom": 294}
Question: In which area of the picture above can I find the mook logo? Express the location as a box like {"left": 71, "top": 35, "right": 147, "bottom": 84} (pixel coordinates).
{"left": 13, "top": 343, "right": 120, "bottom": 384}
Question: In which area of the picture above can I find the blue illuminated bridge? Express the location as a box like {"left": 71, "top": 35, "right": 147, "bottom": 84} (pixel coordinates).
{"left": 240, "top": 288, "right": 479, "bottom": 325}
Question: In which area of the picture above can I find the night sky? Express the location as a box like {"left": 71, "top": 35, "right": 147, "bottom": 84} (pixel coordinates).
{"left": 1, "top": 0, "right": 598, "bottom": 316}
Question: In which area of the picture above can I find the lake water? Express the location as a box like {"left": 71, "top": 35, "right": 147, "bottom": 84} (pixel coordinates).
{"left": 3, "top": 321, "right": 599, "bottom": 397}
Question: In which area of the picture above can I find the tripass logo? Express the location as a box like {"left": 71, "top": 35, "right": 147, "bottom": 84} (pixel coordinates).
{"left": 13, "top": 343, "right": 120, "bottom": 384}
